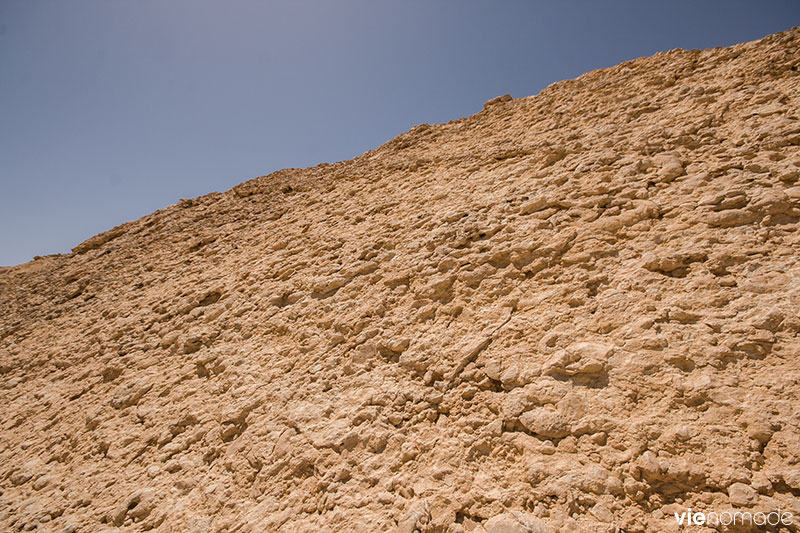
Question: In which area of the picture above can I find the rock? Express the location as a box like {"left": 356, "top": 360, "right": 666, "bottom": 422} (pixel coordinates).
{"left": 654, "top": 154, "right": 685, "bottom": 182}
{"left": 642, "top": 252, "right": 686, "bottom": 273}
{"left": 484, "top": 511, "right": 553, "bottom": 533}
{"left": 500, "top": 365, "right": 521, "bottom": 389}
{"left": 519, "top": 196, "right": 554, "bottom": 215}
{"left": 728, "top": 482, "right": 758, "bottom": 507}
{"left": 416, "top": 274, "right": 456, "bottom": 300}
{"left": 519, "top": 407, "right": 570, "bottom": 439}
{"left": 750, "top": 307, "right": 786, "bottom": 332}
{"left": 783, "top": 470, "right": 800, "bottom": 491}
{"left": 501, "top": 389, "right": 531, "bottom": 418}
{"left": 110, "top": 377, "right": 154, "bottom": 409}
{"left": 310, "top": 275, "right": 349, "bottom": 295}
{"left": 698, "top": 189, "right": 748, "bottom": 211}
{"left": 32, "top": 473, "right": 54, "bottom": 490}
{"left": 382, "top": 337, "right": 410, "bottom": 353}
{"left": 395, "top": 499, "right": 431, "bottom": 533}
{"left": 636, "top": 450, "right": 662, "bottom": 480}
{"left": 750, "top": 189, "right": 794, "bottom": 215}
{"left": 484, "top": 94, "right": 512, "bottom": 109}
{"left": 112, "top": 488, "right": 157, "bottom": 525}
{"left": 702, "top": 208, "right": 759, "bottom": 227}
{"left": 543, "top": 342, "right": 612, "bottom": 377}
{"left": 351, "top": 342, "right": 378, "bottom": 365}
{"left": 589, "top": 502, "right": 614, "bottom": 523}
{"left": 9, "top": 459, "right": 43, "bottom": 486}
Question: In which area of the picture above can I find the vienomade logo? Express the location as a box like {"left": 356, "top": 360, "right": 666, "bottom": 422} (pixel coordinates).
{"left": 673, "top": 507, "right": 793, "bottom": 528}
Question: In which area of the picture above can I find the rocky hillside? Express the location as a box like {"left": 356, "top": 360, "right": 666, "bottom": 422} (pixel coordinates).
{"left": 1, "top": 28, "right": 800, "bottom": 533}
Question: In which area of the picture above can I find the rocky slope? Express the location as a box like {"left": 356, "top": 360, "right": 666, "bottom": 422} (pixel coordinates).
{"left": 2, "top": 28, "right": 800, "bottom": 533}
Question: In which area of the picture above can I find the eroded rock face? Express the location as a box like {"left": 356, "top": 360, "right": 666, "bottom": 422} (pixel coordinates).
{"left": 1, "top": 28, "right": 800, "bottom": 533}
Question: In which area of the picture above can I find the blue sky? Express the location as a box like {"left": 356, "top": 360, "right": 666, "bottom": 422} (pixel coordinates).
{"left": 1, "top": 1, "right": 798, "bottom": 266}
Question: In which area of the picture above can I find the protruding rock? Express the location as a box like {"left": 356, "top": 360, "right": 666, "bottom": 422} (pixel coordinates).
{"left": 484, "top": 511, "right": 554, "bottom": 533}
{"left": 519, "top": 407, "right": 570, "bottom": 439}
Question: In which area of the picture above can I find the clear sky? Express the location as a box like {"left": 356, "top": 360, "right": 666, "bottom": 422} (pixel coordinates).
{"left": 1, "top": 1, "right": 798, "bottom": 266}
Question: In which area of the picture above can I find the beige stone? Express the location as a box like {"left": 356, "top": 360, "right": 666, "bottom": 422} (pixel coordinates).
{"left": 2, "top": 28, "right": 800, "bottom": 533}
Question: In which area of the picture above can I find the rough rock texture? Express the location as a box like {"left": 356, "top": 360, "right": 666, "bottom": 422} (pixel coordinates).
{"left": 2, "top": 29, "right": 800, "bottom": 533}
